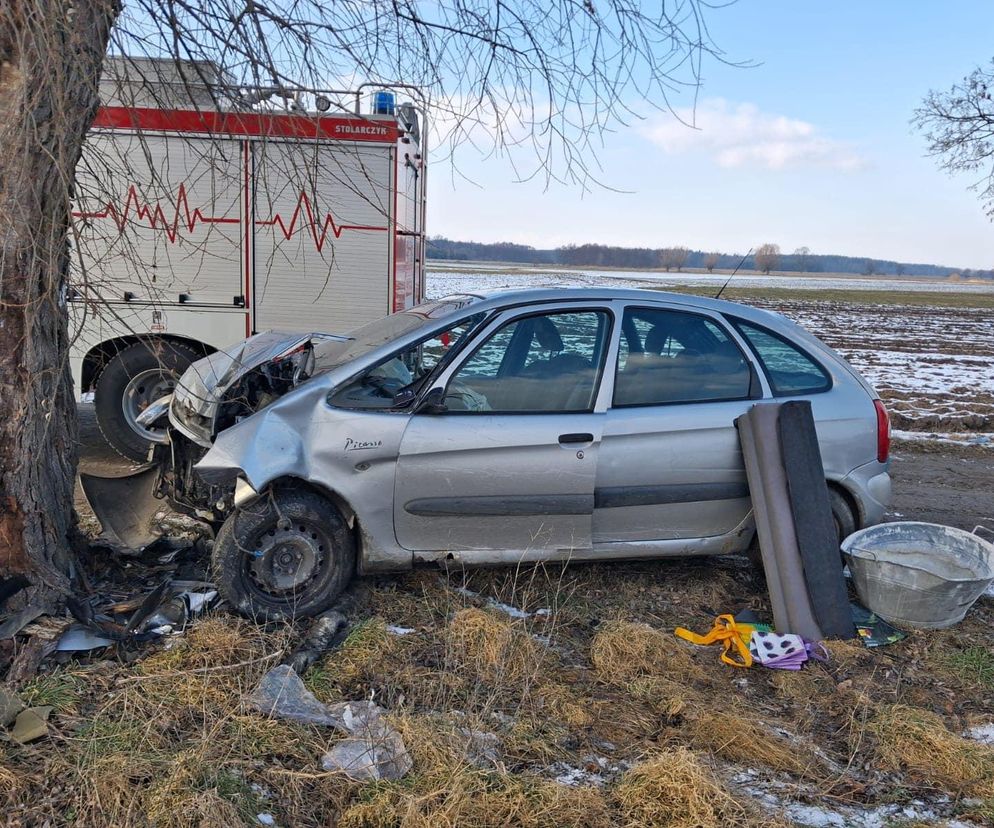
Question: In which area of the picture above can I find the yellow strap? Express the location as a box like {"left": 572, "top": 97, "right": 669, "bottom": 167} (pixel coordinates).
{"left": 674, "top": 614, "right": 753, "bottom": 668}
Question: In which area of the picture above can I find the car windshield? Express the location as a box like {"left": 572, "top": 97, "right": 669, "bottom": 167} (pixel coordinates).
{"left": 310, "top": 294, "right": 484, "bottom": 373}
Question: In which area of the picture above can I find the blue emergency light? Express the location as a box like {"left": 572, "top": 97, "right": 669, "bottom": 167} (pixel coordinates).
{"left": 373, "top": 90, "right": 395, "bottom": 116}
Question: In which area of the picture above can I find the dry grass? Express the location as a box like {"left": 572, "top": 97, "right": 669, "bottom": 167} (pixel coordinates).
{"left": 144, "top": 755, "right": 259, "bottom": 828}
{"left": 867, "top": 704, "right": 994, "bottom": 797}
{"left": 534, "top": 681, "right": 594, "bottom": 727}
{"left": 22, "top": 615, "right": 323, "bottom": 828}
{"left": 309, "top": 616, "right": 397, "bottom": 694}
{"left": 0, "top": 750, "right": 20, "bottom": 804}
{"left": 4, "top": 555, "right": 993, "bottom": 826}
{"left": 826, "top": 638, "right": 874, "bottom": 669}
{"left": 685, "top": 708, "right": 819, "bottom": 777}
{"left": 612, "top": 748, "right": 750, "bottom": 828}
{"left": 338, "top": 713, "right": 612, "bottom": 828}
{"left": 446, "top": 607, "right": 542, "bottom": 687}
{"left": 590, "top": 620, "right": 703, "bottom": 684}
{"left": 627, "top": 675, "right": 688, "bottom": 718}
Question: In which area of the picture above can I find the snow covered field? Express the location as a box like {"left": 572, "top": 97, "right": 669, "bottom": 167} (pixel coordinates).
{"left": 428, "top": 262, "right": 994, "bottom": 295}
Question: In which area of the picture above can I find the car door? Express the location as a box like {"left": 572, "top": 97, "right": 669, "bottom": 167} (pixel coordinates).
{"left": 394, "top": 306, "right": 614, "bottom": 556}
{"left": 592, "top": 304, "right": 764, "bottom": 546}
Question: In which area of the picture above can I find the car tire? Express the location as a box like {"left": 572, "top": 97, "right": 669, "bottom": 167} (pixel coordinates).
{"left": 94, "top": 340, "right": 200, "bottom": 461}
{"left": 746, "top": 485, "right": 857, "bottom": 574}
{"left": 212, "top": 486, "right": 355, "bottom": 621}
{"left": 829, "top": 486, "right": 858, "bottom": 548}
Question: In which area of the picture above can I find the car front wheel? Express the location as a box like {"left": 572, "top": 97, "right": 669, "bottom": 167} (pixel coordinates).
{"left": 212, "top": 486, "right": 355, "bottom": 621}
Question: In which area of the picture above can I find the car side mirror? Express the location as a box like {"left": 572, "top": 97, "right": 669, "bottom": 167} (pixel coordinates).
{"left": 415, "top": 386, "right": 448, "bottom": 414}
{"left": 391, "top": 387, "right": 418, "bottom": 408}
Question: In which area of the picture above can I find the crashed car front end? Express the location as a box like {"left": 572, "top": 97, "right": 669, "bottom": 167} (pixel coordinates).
{"left": 81, "top": 330, "right": 350, "bottom": 547}
{"left": 169, "top": 331, "right": 345, "bottom": 448}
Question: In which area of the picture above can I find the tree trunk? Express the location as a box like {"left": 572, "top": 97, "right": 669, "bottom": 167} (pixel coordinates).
{"left": 0, "top": 1, "right": 118, "bottom": 602}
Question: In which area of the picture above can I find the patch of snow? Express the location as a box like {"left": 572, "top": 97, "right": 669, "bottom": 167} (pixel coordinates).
{"left": 546, "top": 755, "right": 629, "bottom": 787}
{"left": 490, "top": 600, "right": 530, "bottom": 619}
{"left": 256, "top": 815, "right": 275, "bottom": 827}
{"left": 841, "top": 350, "right": 994, "bottom": 398}
{"left": 535, "top": 608, "right": 552, "bottom": 617}
{"left": 387, "top": 625, "right": 416, "bottom": 636}
{"left": 552, "top": 764, "right": 606, "bottom": 787}
{"left": 451, "top": 583, "right": 531, "bottom": 618}
{"left": 892, "top": 430, "right": 994, "bottom": 447}
{"left": 968, "top": 723, "right": 994, "bottom": 744}
{"left": 732, "top": 769, "right": 981, "bottom": 828}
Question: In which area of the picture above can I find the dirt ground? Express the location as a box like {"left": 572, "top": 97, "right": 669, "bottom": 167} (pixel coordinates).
{"left": 889, "top": 440, "right": 994, "bottom": 531}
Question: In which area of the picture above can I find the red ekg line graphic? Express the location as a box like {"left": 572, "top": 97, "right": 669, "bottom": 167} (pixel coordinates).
{"left": 255, "top": 190, "right": 387, "bottom": 253}
{"left": 74, "top": 185, "right": 387, "bottom": 252}
{"left": 72, "top": 184, "right": 240, "bottom": 243}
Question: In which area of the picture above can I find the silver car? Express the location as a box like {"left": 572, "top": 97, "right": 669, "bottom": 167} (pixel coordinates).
{"left": 162, "top": 288, "right": 892, "bottom": 619}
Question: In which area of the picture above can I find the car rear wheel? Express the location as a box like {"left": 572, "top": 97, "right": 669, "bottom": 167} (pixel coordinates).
{"left": 94, "top": 340, "right": 200, "bottom": 461}
{"left": 828, "top": 486, "right": 857, "bottom": 549}
{"left": 747, "top": 485, "right": 858, "bottom": 570}
{"left": 212, "top": 487, "right": 355, "bottom": 621}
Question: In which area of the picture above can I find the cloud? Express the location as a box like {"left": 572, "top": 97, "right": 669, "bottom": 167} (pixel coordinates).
{"left": 641, "top": 98, "right": 868, "bottom": 172}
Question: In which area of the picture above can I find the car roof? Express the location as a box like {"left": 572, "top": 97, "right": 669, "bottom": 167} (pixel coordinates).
{"left": 434, "top": 286, "right": 788, "bottom": 326}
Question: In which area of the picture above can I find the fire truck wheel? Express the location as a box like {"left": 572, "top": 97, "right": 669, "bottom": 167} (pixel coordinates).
{"left": 94, "top": 340, "right": 200, "bottom": 461}
{"left": 212, "top": 487, "right": 356, "bottom": 621}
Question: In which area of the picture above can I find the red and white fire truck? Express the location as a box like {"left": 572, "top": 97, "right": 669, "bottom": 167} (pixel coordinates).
{"left": 70, "top": 59, "right": 426, "bottom": 460}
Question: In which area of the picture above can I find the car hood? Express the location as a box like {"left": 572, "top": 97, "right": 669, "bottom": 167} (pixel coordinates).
{"left": 170, "top": 331, "right": 350, "bottom": 442}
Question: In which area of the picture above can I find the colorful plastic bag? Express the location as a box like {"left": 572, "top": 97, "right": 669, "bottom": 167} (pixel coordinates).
{"left": 674, "top": 614, "right": 754, "bottom": 667}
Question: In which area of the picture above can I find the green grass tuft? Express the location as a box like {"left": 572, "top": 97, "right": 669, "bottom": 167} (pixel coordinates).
{"left": 20, "top": 671, "right": 84, "bottom": 713}
{"left": 945, "top": 646, "right": 994, "bottom": 690}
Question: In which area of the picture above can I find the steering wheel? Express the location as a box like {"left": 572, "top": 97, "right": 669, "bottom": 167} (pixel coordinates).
{"left": 365, "top": 374, "right": 406, "bottom": 398}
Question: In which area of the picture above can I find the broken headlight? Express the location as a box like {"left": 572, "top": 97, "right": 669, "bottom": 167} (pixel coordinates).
{"left": 214, "top": 342, "right": 315, "bottom": 435}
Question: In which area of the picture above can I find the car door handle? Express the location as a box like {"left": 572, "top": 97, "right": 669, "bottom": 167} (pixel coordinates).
{"left": 558, "top": 432, "right": 593, "bottom": 444}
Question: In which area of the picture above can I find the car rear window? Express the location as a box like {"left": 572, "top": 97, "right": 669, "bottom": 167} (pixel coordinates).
{"left": 732, "top": 319, "right": 831, "bottom": 396}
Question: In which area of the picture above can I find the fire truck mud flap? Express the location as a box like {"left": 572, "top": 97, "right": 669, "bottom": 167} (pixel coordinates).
{"left": 80, "top": 465, "right": 165, "bottom": 550}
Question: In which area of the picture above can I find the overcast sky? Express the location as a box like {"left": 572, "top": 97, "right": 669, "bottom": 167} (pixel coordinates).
{"left": 427, "top": 1, "right": 994, "bottom": 269}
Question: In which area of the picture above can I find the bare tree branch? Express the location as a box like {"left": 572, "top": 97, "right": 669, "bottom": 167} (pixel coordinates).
{"left": 914, "top": 59, "right": 994, "bottom": 218}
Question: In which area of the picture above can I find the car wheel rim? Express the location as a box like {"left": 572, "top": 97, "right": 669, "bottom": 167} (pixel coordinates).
{"left": 122, "top": 368, "right": 176, "bottom": 442}
{"left": 247, "top": 520, "right": 330, "bottom": 600}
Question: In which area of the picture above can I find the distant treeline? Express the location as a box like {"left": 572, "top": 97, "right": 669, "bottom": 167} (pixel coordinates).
{"left": 426, "top": 237, "right": 992, "bottom": 279}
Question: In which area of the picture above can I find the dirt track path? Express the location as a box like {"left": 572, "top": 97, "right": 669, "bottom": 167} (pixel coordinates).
{"left": 889, "top": 441, "right": 994, "bottom": 533}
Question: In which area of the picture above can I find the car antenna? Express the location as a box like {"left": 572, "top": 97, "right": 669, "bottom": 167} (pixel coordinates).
{"left": 714, "top": 248, "right": 753, "bottom": 300}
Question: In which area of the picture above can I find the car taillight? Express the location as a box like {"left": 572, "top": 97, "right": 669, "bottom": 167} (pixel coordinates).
{"left": 874, "top": 399, "right": 890, "bottom": 463}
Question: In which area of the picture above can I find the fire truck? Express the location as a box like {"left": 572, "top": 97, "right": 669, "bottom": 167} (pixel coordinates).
{"left": 70, "top": 58, "right": 426, "bottom": 460}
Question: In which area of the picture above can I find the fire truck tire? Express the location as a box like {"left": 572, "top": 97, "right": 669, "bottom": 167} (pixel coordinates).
{"left": 94, "top": 340, "right": 200, "bottom": 461}
{"left": 212, "top": 487, "right": 356, "bottom": 621}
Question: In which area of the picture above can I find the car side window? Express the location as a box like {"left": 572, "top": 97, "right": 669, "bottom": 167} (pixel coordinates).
{"left": 732, "top": 319, "right": 831, "bottom": 395}
{"left": 329, "top": 315, "right": 483, "bottom": 409}
{"left": 613, "top": 307, "right": 752, "bottom": 406}
{"left": 444, "top": 310, "right": 610, "bottom": 412}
